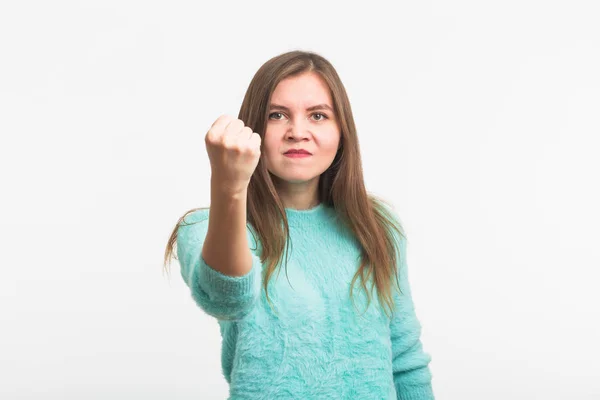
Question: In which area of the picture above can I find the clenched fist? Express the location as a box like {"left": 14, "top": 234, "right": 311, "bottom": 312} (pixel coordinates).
{"left": 205, "top": 115, "right": 262, "bottom": 196}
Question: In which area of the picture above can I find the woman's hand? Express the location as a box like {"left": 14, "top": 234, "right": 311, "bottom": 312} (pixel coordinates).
{"left": 205, "top": 115, "right": 262, "bottom": 196}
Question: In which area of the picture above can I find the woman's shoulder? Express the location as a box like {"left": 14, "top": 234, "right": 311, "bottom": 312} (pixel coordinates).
{"left": 180, "top": 207, "right": 210, "bottom": 224}
{"left": 371, "top": 198, "right": 408, "bottom": 249}
{"left": 176, "top": 207, "right": 210, "bottom": 243}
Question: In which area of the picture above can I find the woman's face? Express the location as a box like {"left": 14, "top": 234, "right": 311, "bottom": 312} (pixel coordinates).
{"left": 263, "top": 71, "right": 341, "bottom": 185}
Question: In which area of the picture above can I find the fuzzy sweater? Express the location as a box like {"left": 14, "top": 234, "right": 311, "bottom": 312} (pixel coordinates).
{"left": 176, "top": 202, "right": 434, "bottom": 399}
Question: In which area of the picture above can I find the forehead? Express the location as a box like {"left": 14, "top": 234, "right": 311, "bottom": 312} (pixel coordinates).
{"left": 270, "top": 72, "right": 332, "bottom": 105}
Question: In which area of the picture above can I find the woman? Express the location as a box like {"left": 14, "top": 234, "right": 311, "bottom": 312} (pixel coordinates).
{"left": 164, "top": 50, "right": 435, "bottom": 399}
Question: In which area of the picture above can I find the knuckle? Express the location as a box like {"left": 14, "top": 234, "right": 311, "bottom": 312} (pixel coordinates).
{"left": 226, "top": 120, "right": 242, "bottom": 133}
{"left": 207, "top": 125, "right": 221, "bottom": 137}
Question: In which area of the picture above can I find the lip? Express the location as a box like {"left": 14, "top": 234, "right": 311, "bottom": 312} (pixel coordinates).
{"left": 284, "top": 153, "right": 311, "bottom": 158}
{"left": 284, "top": 149, "right": 312, "bottom": 155}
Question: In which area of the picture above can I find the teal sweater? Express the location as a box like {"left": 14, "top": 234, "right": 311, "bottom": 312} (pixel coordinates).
{"left": 176, "top": 202, "right": 434, "bottom": 399}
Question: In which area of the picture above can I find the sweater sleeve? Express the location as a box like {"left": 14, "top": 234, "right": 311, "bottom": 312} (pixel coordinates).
{"left": 391, "top": 235, "right": 435, "bottom": 400}
{"left": 175, "top": 209, "right": 263, "bottom": 321}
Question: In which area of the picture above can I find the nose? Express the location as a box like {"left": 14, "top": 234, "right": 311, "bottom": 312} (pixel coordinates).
{"left": 286, "top": 118, "right": 310, "bottom": 141}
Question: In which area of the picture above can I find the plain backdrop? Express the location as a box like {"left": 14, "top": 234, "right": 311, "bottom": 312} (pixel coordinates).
{"left": 1, "top": 1, "right": 599, "bottom": 399}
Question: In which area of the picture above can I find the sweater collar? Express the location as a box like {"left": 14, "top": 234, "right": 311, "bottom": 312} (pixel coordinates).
{"left": 284, "top": 202, "right": 336, "bottom": 227}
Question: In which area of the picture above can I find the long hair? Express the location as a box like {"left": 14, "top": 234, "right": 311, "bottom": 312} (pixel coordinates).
{"left": 163, "top": 50, "right": 407, "bottom": 317}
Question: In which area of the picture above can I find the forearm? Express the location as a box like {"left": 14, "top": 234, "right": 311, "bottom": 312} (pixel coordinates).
{"left": 202, "top": 179, "right": 253, "bottom": 277}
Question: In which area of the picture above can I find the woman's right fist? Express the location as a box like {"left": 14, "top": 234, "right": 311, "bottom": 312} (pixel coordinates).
{"left": 205, "top": 115, "right": 262, "bottom": 196}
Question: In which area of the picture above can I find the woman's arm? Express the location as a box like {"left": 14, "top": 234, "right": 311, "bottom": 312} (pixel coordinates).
{"left": 391, "top": 235, "right": 435, "bottom": 400}
{"left": 203, "top": 183, "right": 254, "bottom": 277}
{"left": 176, "top": 186, "right": 262, "bottom": 321}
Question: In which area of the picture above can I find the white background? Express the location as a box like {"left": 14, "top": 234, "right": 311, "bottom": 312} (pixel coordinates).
{"left": 1, "top": 1, "right": 599, "bottom": 399}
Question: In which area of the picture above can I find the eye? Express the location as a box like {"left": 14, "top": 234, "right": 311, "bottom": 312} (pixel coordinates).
{"left": 312, "top": 113, "right": 328, "bottom": 121}
{"left": 268, "top": 112, "right": 285, "bottom": 120}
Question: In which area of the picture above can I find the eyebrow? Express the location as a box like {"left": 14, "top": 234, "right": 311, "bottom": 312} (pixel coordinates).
{"left": 269, "top": 103, "right": 334, "bottom": 112}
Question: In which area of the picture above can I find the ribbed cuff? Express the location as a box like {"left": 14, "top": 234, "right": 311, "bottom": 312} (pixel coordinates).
{"left": 397, "top": 384, "right": 435, "bottom": 400}
{"left": 198, "top": 253, "right": 261, "bottom": 303}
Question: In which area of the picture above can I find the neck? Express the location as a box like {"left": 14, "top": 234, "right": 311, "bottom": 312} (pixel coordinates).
{"left": 273, "top": 175, "right": 320, "bottom": 210}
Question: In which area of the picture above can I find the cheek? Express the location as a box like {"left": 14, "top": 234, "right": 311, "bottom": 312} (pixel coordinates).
{"left": 261, "top": 130, "right": 275, "bottom": 150}
{"left": 319, "top": 131, "right": 341, "bottom": 154}
{"left": 263, "top": 137, "right": 278, "bottom": 157}
{"left": 262, "top": 137, "right": 280, "bottom": 169}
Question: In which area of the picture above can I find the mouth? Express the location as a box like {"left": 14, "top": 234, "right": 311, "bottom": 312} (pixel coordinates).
{"left": 284, "top": 152, "right": 312, "bottom": 158}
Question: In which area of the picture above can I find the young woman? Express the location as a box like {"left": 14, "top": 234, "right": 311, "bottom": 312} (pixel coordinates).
{"left": 164, "top": 50, "right": 435, "bottom": 399}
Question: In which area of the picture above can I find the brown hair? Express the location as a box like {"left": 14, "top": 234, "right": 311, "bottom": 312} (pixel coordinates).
{"left": 163, "top": 50, "right": 407, "bottom": 317}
